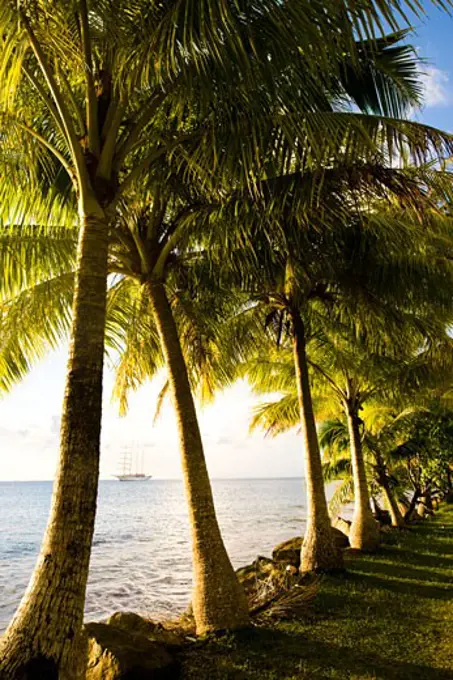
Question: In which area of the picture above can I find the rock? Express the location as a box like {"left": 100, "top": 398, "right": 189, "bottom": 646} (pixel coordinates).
{"left": 331, "top": 526, "right": 349, "bottom": 549}
{"left": 272, "top": 537, "right": 303, "bottom": 568}
{"left": 332, "top": 517, "right": 351, "bottom": 536}
{"left": 107, "top": 612, "right": 184, "bottom": 648}
{"left": 84, "top": 622, "right": 179, "bottom": 680}
{"left": 107, "top": 612, "right": 155, "bottom": 637}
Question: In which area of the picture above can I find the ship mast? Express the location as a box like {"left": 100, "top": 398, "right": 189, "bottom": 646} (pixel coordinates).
{"left": 119, "top": 448, "right": 132, "bottom": 476}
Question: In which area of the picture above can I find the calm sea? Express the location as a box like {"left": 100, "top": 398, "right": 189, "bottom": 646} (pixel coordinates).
{"left": 0, "top": 478, "right": 310, "bottom": 632}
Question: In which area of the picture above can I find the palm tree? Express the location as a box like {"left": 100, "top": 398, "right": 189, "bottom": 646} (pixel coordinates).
{"left": 243, "top": 201, "right": 453, "bottom": 554}
{"left": 1, "top": 4, "right": 453, "bottom": 668}
{"left": 253, "top": 327, "right": 453, "bottom": 540}
{"left": 111, "top": 201, "right": 252, "bottom": 634}
{"left": 319, "top": 415, "right": 406, "bottom": 529}
{"left": 1, "top": 0, "right": 370, "bottom": 671}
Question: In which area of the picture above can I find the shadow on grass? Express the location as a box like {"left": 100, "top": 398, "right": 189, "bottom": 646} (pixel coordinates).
{"left": 183, "top": 627, "right": 453, "bottom": 680}
{"left": 347, "top": 569, "right": 453, "bottom": 600}
{"left": 348, "top": 554, "right": 453, "bottom": 584}
{"left": 342, "top": 530, "right": 453, "bottom": 601}
{"left": 382, "top": 547, "right": 453, "bottom": 571}
{"left": 181, "top": 511, "right": 453, "bottom": 679}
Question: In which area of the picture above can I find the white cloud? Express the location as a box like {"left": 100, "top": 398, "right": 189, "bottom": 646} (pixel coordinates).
{"left": 420, "top": 66, "right": 450, "bottom": 108}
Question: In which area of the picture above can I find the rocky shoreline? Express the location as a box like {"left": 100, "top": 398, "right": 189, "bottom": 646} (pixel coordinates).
{"left": 83, "top": 519, "right": 353, "bottom": 679}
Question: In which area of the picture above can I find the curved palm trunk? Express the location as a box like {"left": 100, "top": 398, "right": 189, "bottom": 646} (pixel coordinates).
{"left": 292, "top": 311, "right": 343, "bottom": 573}
{"left": 346, "top": 407, "right": 380, "bottom": 551}
{"left": 405, "top": 488, "right": 420, "bottom": 522}
{"left": 0, "top": 203, "right": 109, "bottom": 679}
{"left": 375, "top": 454, "right": 405, "bottom": 528}
{"left": 147, "top": 281, "right": 250, "bottom": 635}
{"left": 381, "top": 477, "right": 406, "bottom": 528}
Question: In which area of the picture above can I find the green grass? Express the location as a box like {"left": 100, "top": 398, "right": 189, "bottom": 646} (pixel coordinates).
{"left": 180, "top": 506, "right": 453, "bottom": 679}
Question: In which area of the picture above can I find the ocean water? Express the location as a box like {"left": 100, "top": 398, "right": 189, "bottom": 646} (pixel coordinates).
{"left": 0, "top": 478, "right": 308, "bottom": 632}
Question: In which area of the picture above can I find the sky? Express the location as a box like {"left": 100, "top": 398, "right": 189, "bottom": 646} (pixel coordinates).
{"left": 1, "top": 6, "right": 453, "bottom": 481}
{"left": 0, "top": 349, "right": 305, "bottom": 480}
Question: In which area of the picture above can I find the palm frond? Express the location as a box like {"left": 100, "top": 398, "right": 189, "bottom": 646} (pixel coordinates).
{"left": 0, "top": 273, "right": 74, "bottom": 393}
{"left": 250, "top": 395, "right": 299, "bottom": 437}
{"left": 328, "top": 479, "right": 354, "bottom": 516}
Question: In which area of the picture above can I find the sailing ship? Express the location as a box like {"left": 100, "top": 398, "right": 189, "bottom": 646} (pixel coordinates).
{"left": 114, "top": 448, "right": 152, "bottom": 482}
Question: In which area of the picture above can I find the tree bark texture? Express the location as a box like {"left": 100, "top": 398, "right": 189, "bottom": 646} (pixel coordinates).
{"left": 381, "top": 477, "right": 406, "bottom": 528}
{"left": 292, "top": 311, "right": 343, "bottom": 573}
{"left": 405, "top": 489, "right": 420, "bottom": 522}
{"left": 346, "top": 408, "right": 380, "bottom": 551}
{"left": 0, "top": 206, "right": 109, "bottom": 679}
{"left": 147, "top": 281, "right": 250, "bottom": 635}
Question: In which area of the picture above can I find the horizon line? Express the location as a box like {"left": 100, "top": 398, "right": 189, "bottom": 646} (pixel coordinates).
{"left": 0, "top": 476, "right": 305, "bottom": 483}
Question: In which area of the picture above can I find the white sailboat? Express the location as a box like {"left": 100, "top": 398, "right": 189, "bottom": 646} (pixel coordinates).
{"left": 114, "top": 448, "right": 152, "bottom": 482}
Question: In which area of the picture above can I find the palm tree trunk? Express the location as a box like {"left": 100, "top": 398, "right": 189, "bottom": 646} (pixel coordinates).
{"left": 0, "top": 201, "right": 109, "bottom": 679}
{"left": 147, "top": 280, "right": 250, "bottom": 635}
{"left": 381, "top": 477, "right": 406, "bottom": 528}
{"left": 346, "top": 406, "right": 380, "bottom": 551}
{"left": 375, "top": 454, "right": 405, "bottom": 528}
{"left": 292, "top": 310, "right": 343, "bottom": 573}
{"left": 405, "top": 488, "right": 420, "bottom": 522}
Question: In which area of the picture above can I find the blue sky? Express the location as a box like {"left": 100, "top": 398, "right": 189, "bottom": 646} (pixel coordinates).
{"left": 412, "top": 6, "right": 453, "bottom": 130}
{"left": 1, "top": 7, "right": 453, "bottom": 481}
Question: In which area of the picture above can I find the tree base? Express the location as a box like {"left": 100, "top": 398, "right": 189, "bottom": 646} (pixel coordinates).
{"left": 300, "top": 524, "right": 344, "bottom": 573}
{"left": 193, "top": 567, "right": 251, "bottom": 636}
{"left": 349, "top": 513, "right": 380, "bottom": 552}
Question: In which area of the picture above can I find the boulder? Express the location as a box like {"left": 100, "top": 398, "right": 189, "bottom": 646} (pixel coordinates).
{"left": 331, "top": 527, "right": 349, "bottom": 549}
{"left": 107, "top": 612, "right": 155, "bottom": 637}
{"left": 332, "top": 517, "right": 351, "bottom": 536}
{"left": 106, "top": 612, "right": 184, "bottom": 648}
{"left": 235, "top": 556, "right": 303, "bottom": 612}
{"left": 272, "top": 537, "right": 302, "bottom": 568}
{"left": 84, "top": 622, "right": 179, "bottom": 680}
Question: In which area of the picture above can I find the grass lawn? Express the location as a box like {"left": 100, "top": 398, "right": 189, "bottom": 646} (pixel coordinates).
{"left": 180, "top": 505, "right": 453, "bottom": 679}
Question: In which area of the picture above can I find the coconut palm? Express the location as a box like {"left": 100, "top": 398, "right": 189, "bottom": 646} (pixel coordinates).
{"left": 241, "top": 200, "right": 453, "bottom": 556}
{"left": 252, "top": 327, "right": 453, "bottom": 538}
{"left": 0, "top": 0, "right": 361, "bottom": 671}
{"left": 109, "top": 161, "right": 453, "bottom": 582}
{"left": 319, "top": 415, "right": 407, "bottom": 528}
{"left": 1, "top": 3, "right": 453, "bottom": 669}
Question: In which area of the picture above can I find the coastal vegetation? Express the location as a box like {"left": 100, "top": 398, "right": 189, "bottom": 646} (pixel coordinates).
{"left": 0, "top": 0, "right": 453, "bottom": 678}
{"left": 180, "top": 506, "right": 453, "bottom": 680}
